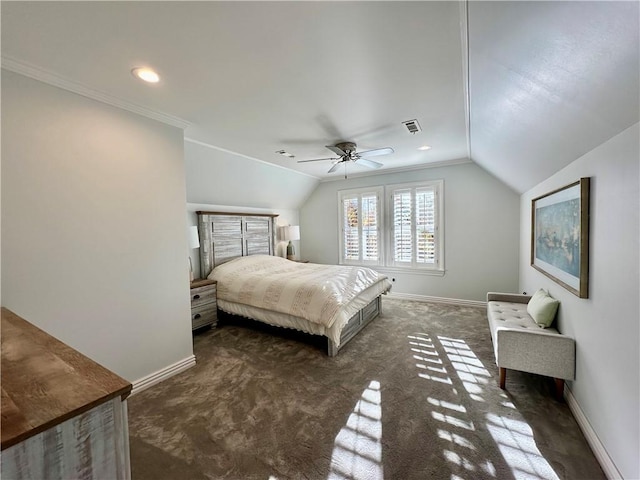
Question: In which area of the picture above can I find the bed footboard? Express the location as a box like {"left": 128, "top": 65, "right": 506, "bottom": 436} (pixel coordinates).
{"left": 327, "top": 296, "right": 382, "bottom": 357}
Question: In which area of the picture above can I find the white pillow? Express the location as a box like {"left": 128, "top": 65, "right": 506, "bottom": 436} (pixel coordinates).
{"left": 527, "top": 289, "right": 560, "bottom": 328}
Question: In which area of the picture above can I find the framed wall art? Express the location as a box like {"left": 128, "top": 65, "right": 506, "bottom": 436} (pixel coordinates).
{"left": 531, "top": 177, "right": 590, "bottom": 298}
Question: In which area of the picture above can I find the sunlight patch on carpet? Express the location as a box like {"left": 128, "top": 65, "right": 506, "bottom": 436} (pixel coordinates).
{"left": 328, "top": 380, "right": 383, "bottom": 480}
{"left": 486, "top": 413, "right": 559, "bottom": 480}
{"left": 410, "top": 333, "right": 500, "bottom": 478}
{"left": 412, "top": 333, "right": 559, "bottom": 480}
{"left": 439, "top": 335, "right": 491, "bottom": 403}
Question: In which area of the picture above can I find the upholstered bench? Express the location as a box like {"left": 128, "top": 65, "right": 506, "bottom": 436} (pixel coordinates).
{"left": 486, "top": 292, "right": 576, "bottom": 400}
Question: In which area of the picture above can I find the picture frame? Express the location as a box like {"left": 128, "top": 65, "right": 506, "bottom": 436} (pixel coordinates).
{"left": 531, "top": 177, "right": 590, "bottom": 298}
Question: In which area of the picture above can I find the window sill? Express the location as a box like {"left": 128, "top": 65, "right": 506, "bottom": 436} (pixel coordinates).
{"left": 375, "top": 266, "right": 446, "bottom": 277}
{"left": 339, "top": 262, "right": 445, "bottom": 277}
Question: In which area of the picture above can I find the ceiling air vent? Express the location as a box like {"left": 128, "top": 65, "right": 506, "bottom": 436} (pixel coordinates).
{"left": 402, "top": 119, "right": 422, "bottom": 134}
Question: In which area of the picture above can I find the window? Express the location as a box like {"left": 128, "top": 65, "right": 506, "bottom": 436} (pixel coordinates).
{"left": 338, "top": 187, "right": 383, "bottom": 265}
{"left": 389, "top": 181, "right": 442, "bottom": 269}
{"left": 338, "top": 180, "right": 443, "bottom": 272}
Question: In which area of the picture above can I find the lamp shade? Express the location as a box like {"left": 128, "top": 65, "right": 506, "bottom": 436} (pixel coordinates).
{"left": 287, "top": 225, "right": 300, "bottom": 242}
{"left": 188, "top": 226, "right": 200, "bottom": 249}
{"left": 280, "top": 225, "right": 300, "bottom": 242}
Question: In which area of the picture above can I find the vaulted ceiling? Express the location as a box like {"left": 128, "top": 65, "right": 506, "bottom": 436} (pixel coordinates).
{"left": 2, "top": 1, "right": 638, "bottom": 193}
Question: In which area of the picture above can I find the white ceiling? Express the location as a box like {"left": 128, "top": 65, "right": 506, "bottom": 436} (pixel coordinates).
{"left": 2, "top": 2, "right": 638, "bottom": 192}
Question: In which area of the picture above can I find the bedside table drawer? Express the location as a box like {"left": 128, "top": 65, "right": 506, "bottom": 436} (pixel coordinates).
{"left": 192, "top": 302, "right": 217, "bottom": 329}
{"left": 191, "top": 284, "right": 216, "bottom": 308}
{"left": 190, "top": 279, "right": 217, "bottom": 331}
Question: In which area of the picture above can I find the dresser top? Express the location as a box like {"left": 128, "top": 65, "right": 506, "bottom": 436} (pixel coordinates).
{"left": 1, "top": 308, "right": 132, "bottom": 450}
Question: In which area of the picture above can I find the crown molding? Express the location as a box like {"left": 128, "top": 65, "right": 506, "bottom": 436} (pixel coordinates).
{"left": 1, "top": 55, "right": 191, "bottom": 130}
{"left": 319, "top": 157, "right": 473, "bottom": 183}
{"left": 459, "top": 0, "right": 472, "bottom": 161}
{"left": 184, "top": 137, "right": 320, "bottom": 180}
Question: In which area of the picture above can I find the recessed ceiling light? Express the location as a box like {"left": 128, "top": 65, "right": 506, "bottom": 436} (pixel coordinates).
{"left": 131, "top": 67, "right": 160, "bottom": 83}
{"left": 418, "top": 145, "right": 432, "bottom": 151}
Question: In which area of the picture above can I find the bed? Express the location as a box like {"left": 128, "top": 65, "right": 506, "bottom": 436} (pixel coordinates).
{"left": 197, "top": 211, "right": 392, "bottom": 356}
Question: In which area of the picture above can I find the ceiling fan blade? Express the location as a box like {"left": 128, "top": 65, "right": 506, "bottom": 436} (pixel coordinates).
{"left": 297, "top": 157, "right": 338, "bottom": 163}
{"left": 354, "top": 158, "right": 383, "bottom": 169}
{"left": 358, "top": 147, "right": 394, "bottom": 158}
{"left": 327, "top": 162, "right": 342, "bottom": 173}
{"left": 326, "top": 145, "right": 347, "bottom": 156}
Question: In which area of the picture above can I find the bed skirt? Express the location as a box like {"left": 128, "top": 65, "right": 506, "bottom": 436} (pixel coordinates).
{"left": 217, "top": 295, "right": 384, "bottom": 356}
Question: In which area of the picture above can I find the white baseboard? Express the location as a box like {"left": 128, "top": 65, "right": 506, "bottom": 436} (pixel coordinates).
{"left": 130, "top": 355, "right": 196, "bottom": 396}
{"left": 564, "top": 387, "right": 622, "bottom": 479}
{"left": 387, "top": 292, "right": 485, "bottom": 308}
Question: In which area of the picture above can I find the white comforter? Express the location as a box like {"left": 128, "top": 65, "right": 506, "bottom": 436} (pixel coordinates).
{"left": 208, "top": 255, "right": 391, "bottom": 330}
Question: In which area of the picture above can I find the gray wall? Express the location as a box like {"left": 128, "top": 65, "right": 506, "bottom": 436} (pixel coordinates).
{"left": 183, "top": 139, "right": 315, "bottom": 279}
{"left": 300, "top": 162, "right": 520, "bottom": 302}
{"left": 520, "top": 123, "right": 639, "bottom": 479}
{"left": 1, "top": 71, "right": 194, "bottom": 382}
{"left": 185, "top": 139, "right": 318, "bottom": 210}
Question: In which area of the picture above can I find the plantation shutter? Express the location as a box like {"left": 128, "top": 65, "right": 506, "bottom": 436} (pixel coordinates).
{"left": 416, "top": 188, "right": 436, "bottom": 264}
{"left": 339, "top": 189, "right": 381, "bottom": 265}
{"left": 391, "top": 185, "right": 437, "bottom": 266}
{"left": 343, "top": 196, "right": 360, "bottom": 261}
{"left": 393, "top": 189, "right": 412, "bottom": 263}
{"left": 361, "top": 193, "right": 378, "bottom": 261}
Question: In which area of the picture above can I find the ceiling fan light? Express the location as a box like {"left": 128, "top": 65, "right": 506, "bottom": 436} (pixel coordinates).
{"left": 131, "top": 67, "right": 160, "bottom": 83}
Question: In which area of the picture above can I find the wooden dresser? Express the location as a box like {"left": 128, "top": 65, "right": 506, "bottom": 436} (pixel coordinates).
{"left": 190, "top": 278, "right": 217, "bottom": 330}
{"left": 1, "top": 307, "right": 132, "bottom": 479}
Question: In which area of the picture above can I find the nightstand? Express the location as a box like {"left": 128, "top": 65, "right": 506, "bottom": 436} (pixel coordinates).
{"left": 190, "top": 279, "right": 217, "bottom": 331}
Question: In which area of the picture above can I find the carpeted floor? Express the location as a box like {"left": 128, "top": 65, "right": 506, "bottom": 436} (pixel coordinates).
{"left": 128, "top": 298, "right": 605, "bottom": 480}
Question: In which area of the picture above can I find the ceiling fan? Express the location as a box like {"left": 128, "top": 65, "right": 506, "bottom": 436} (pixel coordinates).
{"left": 297, "top": 142, "right": 394, "bottom": 177}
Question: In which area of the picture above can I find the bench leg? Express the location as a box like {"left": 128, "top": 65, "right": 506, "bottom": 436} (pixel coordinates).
{"left": 499, "top": 367, "right": 506, "bottom": 389}
{"left": 554, "top": 378, "right": 565, "bottom": 401}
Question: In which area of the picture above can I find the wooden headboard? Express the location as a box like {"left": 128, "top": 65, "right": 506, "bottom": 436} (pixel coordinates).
{"left": 196, "top": 211, "right": 279, "bottom": 277}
